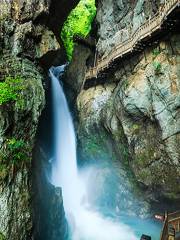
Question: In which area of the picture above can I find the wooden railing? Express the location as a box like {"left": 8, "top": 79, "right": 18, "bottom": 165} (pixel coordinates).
{"left": 160, "top": 211, "right": 180, "bottom": 240}
{"left": 85, "top": 0, "right": 180, "bottom": 80}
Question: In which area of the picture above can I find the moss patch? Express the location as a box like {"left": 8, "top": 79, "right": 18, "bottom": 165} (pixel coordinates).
{"left": 152, "top": 61, "right": 162, "bottom": 74}
{"left": 61, "top": 0, "right": 96, "bottom": 60}
{"left": 0, "top": 138, "right": 31, "bottom": 181}
{"left": 82, "top": 131, "right": 109, "bottom": 160}
{"left": 152, "top": 48, "right": 161, "bottom": 58}
{"left": 0, "top": 232, "right": 6, "bottom": 240}
{"left": 0, "top": 76, "right": 25, "bottom": 105}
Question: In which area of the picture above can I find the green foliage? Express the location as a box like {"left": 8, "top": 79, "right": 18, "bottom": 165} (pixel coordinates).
{"left": 0, "top": 138, "right": 31, "bottom": 180}
{"left": 61, "top": 0, "right": 96, "bottom": 60}
{"left": 152, "top": 48, "right": 160, "bottom": 58}
{"left": 0, "top": 164, "right": 7, "bottom": 180}
{"left": 0, "top": 76, "right": 24, "bottom": 105}
{"left": 132, "top": 124, "right": 140, "bottom": 134}
{"left": 0, "top": 232, "right": 6, "bottom": 240}
{"left": 152, "top": 61, "right": 162, "bottom": 74}
{"left": 122, "top": 79, "right": 129, "bottom": 90}
{"left": 6, "top": 138, "right": 30, "bottom": 166}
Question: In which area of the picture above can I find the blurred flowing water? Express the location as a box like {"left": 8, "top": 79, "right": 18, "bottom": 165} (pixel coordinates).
{"left": 49, "top": 65, "right": 160, "bottom": 240}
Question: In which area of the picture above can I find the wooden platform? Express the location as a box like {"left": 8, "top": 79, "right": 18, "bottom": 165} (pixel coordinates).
{"left": 160, "top": 211, "right": 180, "bottom": 240}
{"left": 83, "top": 0, "right": 180, "bottom": 89}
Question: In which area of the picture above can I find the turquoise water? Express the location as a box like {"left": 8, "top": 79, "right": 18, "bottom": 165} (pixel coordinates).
{"left": 119, "top": 215, "right": 162, "bottom": 240}
{"left": 101, "top": 211, "right": 162, "bottom": 239}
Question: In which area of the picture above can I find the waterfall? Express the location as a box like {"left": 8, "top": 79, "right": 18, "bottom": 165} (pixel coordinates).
{"left": 50, "top": 65, "right": 85, "bottom": 213}
{"left": 50, "top": 65, "right": 139, "bottom": 240}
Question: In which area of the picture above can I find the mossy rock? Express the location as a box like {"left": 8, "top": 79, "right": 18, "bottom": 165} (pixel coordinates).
{"left": 80, "top": 129, "right": 110, "bottom": 162}
{"left": 0, "top": 138, "right": 31, "bottom": 182}
{"left": 0, "top": 76, "right": 25, "bottom": 105}
{"left": 0, "top": 232, "right": 6, "bottom": 240}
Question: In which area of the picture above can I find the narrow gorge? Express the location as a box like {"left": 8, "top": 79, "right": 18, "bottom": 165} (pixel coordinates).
{"left": 0, "top": 0, "right": 179, "bottom": 240}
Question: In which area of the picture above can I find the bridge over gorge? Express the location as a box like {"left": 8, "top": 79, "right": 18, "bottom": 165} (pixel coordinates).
{"left": 160, "top": 211, "right": 180, "bottom": 240}
{"left": 84, "top": 0, "right": 180, "bottom": 89}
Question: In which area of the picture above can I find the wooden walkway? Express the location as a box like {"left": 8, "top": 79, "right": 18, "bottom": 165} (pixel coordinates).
{"left": 160, "top": 211, "right": 180, "bottom": 240}
{"left": 85, "top": 0, "right": 180, "bottom": 81}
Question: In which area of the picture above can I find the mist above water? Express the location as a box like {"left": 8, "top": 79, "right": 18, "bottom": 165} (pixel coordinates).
{"left": 49, "top": 65, "right": 158, "bottom": 240}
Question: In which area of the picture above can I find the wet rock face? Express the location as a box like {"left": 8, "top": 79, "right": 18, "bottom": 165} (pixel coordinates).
{"left": 114, "top": 35, "right": 180, "bottom": 203}
{"left": 33, "top": 146, "right": 68, "bottom": 240}
{"left": 0, "top": 0, "right": 79, "bottom": 67}
{"left": 0, "top": 1, "right": 59, "bottom": 66}
{"left": 77, "top": 84, "right": 150, "bottom": 217}
{"left": 76, "top": 33, "right": 180, "bottom": 215}
{"left": 64, "top": 43, "right": 92, "bottom": 104}
{"left": 0, "top": 55, "right": 45, "bottom": 240}
{"left": 0, "top": 0, "right": 79, "bottom": 239}
{"left": 96, "top": 0, "right": 160, "bottom": 57}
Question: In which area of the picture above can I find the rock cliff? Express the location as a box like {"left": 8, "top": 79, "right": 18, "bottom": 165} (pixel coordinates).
{"left": 0, "top": 0, "right": 179, "bottom": 238}
{"left": 65, "top": 0, "right": 180, "bottom": 217}
{"left": 0, "top": 0, "right": 78, "bottom": 239}
{"left": 96, "top": 0, "right": 160, "bottom": 57}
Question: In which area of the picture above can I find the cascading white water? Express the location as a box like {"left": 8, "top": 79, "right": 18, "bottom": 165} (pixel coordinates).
{"left": 50, "top": 65, "right": 85, "bottom": 213}
{"left": 50, "top": 65, "right": 138, "bottom": 240}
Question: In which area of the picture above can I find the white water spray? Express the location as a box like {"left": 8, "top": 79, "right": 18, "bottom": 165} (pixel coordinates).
{"left": 50, "top": 65, "right": 138, "bottom": 240}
